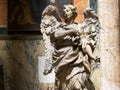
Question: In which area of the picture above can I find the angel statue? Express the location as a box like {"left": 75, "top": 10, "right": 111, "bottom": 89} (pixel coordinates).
{"left": 41, "top": 4, "right": 100, "bottom": 90}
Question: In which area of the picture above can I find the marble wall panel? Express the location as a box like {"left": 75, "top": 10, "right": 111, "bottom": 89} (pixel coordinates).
{"left": 0, "top": 39, "right": 45, "bottom": 90}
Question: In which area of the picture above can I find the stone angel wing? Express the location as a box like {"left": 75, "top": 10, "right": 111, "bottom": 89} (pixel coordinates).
{"left": 41, "top": 32, "right": 54, "bottom": 75}
{"left": 80, "top": 8, "right": 101, "bottom": 49}
{"left": 40, "top": 5, "right": 57, "bottom": 75}
{"left": 78, "top": 8, "right": 101, "bottom": 65}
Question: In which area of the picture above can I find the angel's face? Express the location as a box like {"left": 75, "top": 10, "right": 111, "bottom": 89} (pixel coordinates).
{"left": 63, "top": 6, "right": 73, "bottom": 19}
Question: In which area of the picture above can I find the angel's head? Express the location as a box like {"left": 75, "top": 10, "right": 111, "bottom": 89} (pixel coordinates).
{"left": 42, "top": 5, "right": 56, "bottom": 18}
{"left": 83, "top": 8, "right": 98, "bottom": 20}
{"left": 63, "top": 4, "right": 77, "bottom": 23}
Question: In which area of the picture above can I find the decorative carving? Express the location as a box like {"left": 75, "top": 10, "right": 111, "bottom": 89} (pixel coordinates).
{"left": 41, "top": 4, "right": 100, "bottom": 90}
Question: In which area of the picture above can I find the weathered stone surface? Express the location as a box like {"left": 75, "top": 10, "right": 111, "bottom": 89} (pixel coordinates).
{"left": 0, "top": 39, "right": 45, "bottom": 90}
{"left": 98, "top": 0, "right": 120, "bottom": 90}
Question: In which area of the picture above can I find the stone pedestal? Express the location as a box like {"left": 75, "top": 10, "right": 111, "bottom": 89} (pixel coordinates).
{"left": 98, "top": 0, "right": 120, "bottom": 90}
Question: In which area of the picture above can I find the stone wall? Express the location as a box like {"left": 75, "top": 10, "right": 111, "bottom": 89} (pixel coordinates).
{"left": 98, "top": 0, "right": 120, "bottom": 89}
{"left": 0, "top": 39, "right": 45, "bottom": 90}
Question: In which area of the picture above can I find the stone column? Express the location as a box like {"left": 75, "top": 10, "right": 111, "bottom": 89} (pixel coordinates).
{"left": 98, "top": 0, "right": 120, "bottom": 90}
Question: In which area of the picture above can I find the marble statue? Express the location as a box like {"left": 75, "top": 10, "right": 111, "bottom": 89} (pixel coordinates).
{"left": 41, "top": 4, "right": 100, "bottom": 90}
